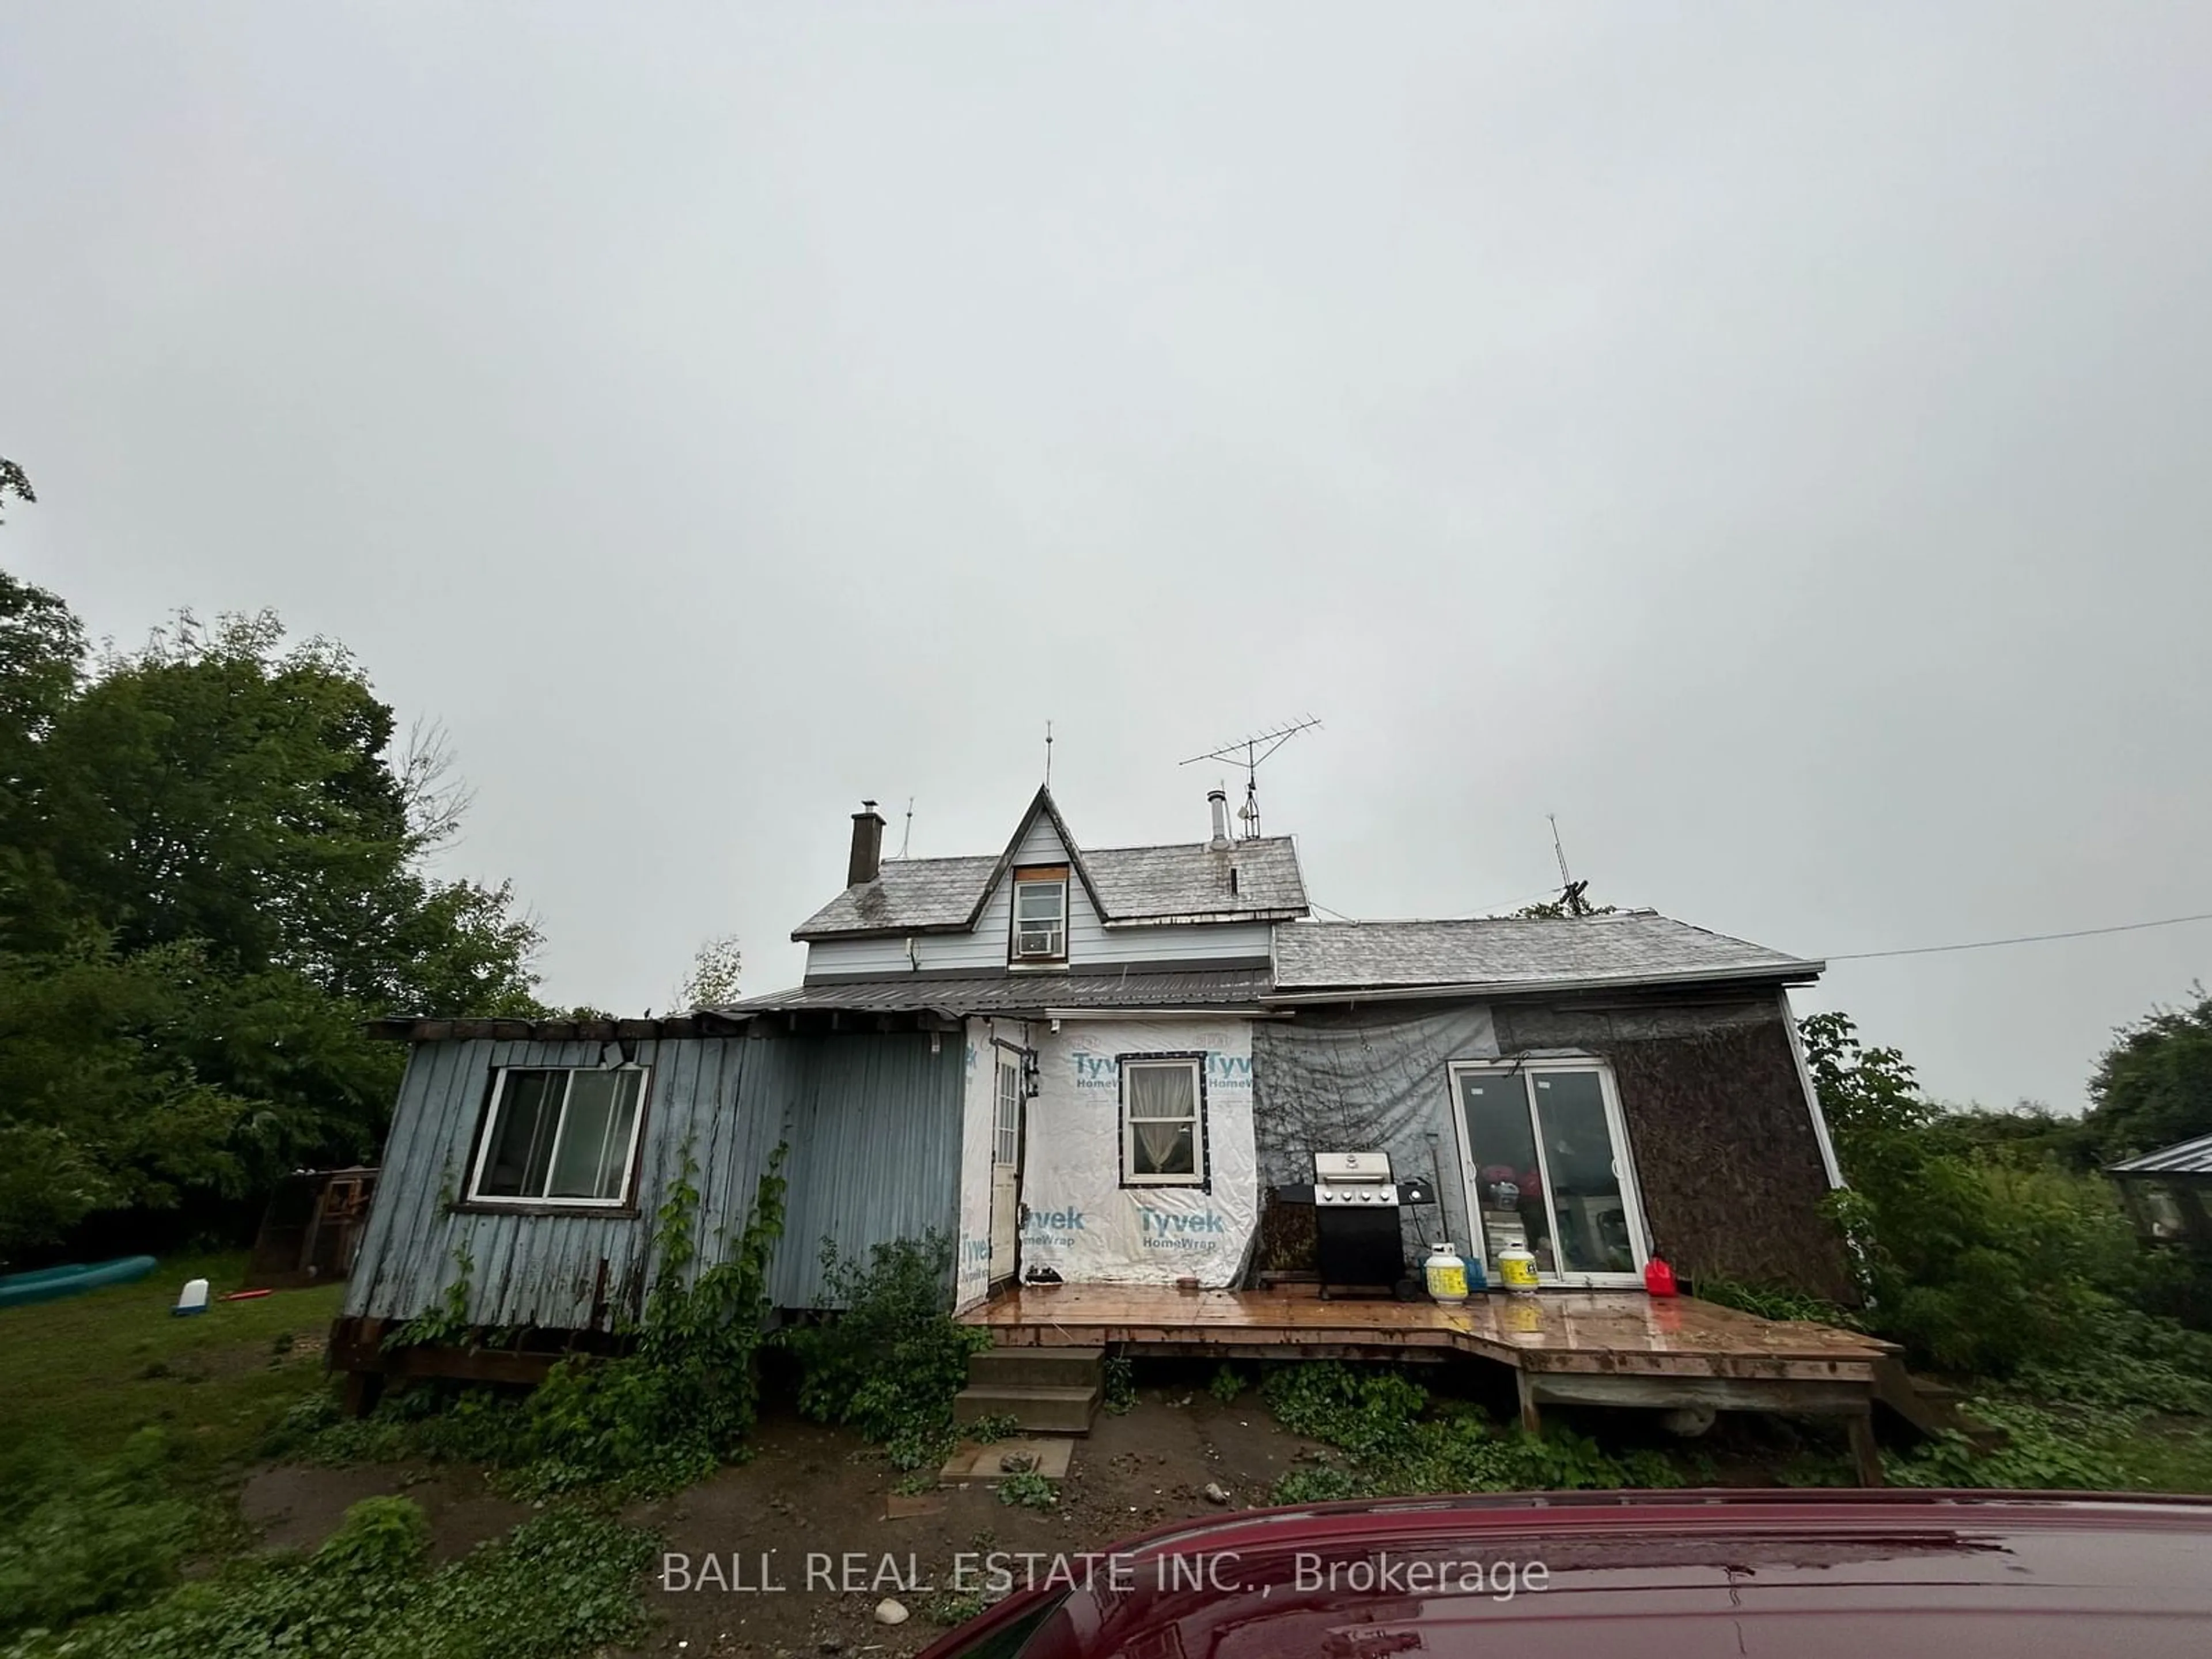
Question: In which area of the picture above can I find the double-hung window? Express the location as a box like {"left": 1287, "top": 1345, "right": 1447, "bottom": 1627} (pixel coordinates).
{"left": 1011, "top": 868, "right": 1069, "bottom": 963}
{"left": 1121, "top": 1056, "right": 1204, "bottom": 1184}
{"left": 469, "top": 1067, "right": 648, "bottom": 1206}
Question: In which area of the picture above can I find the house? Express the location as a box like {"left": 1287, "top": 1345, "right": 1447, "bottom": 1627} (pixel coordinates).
{"left": 2109, "top": 1132, "right": 2212, "bottom": 1246}
{"left": 334, "top": 783, "right": 1852, "bottom": 1370}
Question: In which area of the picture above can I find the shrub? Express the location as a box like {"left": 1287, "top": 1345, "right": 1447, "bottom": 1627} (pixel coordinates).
{"left": 519, "top": 1148, "right": 786, "bottom": 1493}
{"left": 1885, "top": 1399, "right": 2145, "bottom": 1490}
{"left": 996, "top": 1471, "right": 1058, "bottom": 1510}
{"left": 0, "top": 1431, "right": 198, "bottom": 1641}
{"left": 1260, "top": 1361, "right": 1654, "bottom": 1497}
{"left": 288, "top": 1149, "right": 787, "bottom": 1497}
{"left": 1695, "top": 1277, "right": 1855, "bottom": 1326}
{"left": 7, "top": 1499, "right": 657, "bottom": 1658}
{"left": 1101, "top": 1355, "right": 1137, "bottom": 1415}
{"left": 2012, "top": 1305, "right": 2212, "bottom": 1415}
{"left": 782, "top": 1232, "right": 990, "bottom": 1471}
{"left": 1269, "top": 1460, "right": 1362, "bottom": 1505}
{"left": 1804, "top": 1012, "right": 2165, "bottom": 1376}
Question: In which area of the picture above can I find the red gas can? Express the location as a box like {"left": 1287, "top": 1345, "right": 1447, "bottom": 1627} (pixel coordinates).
{"left": 1643, "top": 1255, "right": 1679, "bottom": 1297}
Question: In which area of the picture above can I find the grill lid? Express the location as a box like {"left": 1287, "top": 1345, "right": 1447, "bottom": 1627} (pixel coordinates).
{"left": 1313, "top": 1150, "right": 1393, "bottom": 1184}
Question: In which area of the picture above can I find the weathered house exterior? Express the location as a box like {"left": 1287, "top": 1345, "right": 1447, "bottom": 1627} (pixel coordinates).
{"left": 337, "top": 785, "right": 1850, "bottom": 1365}
{"left": 2109, "top": 1131, "right": 2212, "bottom": 1247}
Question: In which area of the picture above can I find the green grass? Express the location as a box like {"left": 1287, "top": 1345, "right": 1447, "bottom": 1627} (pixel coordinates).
{"left": 0, "top": 1252, "right": 344, "bottom": 1475}
{"left": 0, "top": 1252, "right": 662, "bottom": 1657}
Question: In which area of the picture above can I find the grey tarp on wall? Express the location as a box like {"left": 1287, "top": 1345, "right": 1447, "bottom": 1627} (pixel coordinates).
{"left": 1251, "top": 1003, "right": 1499, "bottom": 1266}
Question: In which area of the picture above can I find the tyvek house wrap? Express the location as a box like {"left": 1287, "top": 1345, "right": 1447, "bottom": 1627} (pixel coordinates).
{"left": 1017, "top": 1017, "right": 1258, "bottom": 1287}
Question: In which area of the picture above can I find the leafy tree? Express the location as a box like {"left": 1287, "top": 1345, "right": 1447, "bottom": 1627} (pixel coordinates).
{"left": 2082, "top": 988, "right": 2212, "bottom": 1162}
{"left": 0, "top": 456, "right": 31, "bottom": 524}
{"left": 1513, "top": 882, "right": 1616, "bottom": 920}
{"left": 0, "top": 571, "right": 84, "bottom": 856}
{"left": 671, "top": 933, "right": 743, "bottom": 1011}
{"left": 0, "top": 940, "right": 247, "bottom": 1258}
{"left": 1805, "top": 1010, "right": 2150, "bottom": 1374}
{"left": 0, "top": 577, "right": 548, "bottom": 1259}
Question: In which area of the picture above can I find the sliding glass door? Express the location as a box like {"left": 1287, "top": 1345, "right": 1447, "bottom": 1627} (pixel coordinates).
{"left": 1449, "top": 1059, "right": 1647, "bottom": 1287}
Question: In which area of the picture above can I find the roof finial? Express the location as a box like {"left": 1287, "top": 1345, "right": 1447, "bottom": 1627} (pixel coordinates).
{"left": 1043, "top": 719, "right": 1054, "bottom": 787}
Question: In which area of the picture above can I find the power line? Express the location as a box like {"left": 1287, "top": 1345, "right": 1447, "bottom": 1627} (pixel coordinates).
{"left": 1827, "top": 910, "right": 2212, "bottom": 963}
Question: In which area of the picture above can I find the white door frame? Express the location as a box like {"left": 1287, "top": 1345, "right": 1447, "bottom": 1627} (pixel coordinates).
{"left": 1445, "top": 1055, "right": 1652, "bottom": 1289}
{"left": 988, "top": 1047, "right": 1025, "bottom": 1285}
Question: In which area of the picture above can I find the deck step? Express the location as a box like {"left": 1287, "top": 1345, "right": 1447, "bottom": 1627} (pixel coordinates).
{"left": 1872, "top": 1358, "right": 2006, "bottom": 1451}
{"left": 953, "top": 1382, "right": 1101, "bottom": 1435}
{"left": 967, "top": 1345, "right": 1105, "bottom": 1390}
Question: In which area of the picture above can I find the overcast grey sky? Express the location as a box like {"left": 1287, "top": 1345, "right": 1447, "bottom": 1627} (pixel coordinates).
{"left": 6, "top": 3, "right": 2209, "bottom": 1112}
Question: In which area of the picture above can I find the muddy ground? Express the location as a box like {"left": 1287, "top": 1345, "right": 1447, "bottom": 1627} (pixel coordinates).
{"left": 236, "top": 1373, "right": 1841, "bottom": 1657}
{"left": 626, "top": 1389, "right": 1327, "bottom": 1657}
{"left": 236, "top": 1385, "right": 1327, "bottom": 1658}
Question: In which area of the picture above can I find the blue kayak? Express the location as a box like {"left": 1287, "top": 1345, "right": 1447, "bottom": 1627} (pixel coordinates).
{"left": 0, "top": 1255, "right": 160, "bottom": 1309}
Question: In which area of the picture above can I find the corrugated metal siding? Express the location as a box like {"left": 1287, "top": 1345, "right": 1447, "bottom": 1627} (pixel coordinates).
{"left": 344, "top": 1031, "right": 961, "bottom": 1328}
{"left": 770, "top": 1032, "right": 965, "bottom": 1306}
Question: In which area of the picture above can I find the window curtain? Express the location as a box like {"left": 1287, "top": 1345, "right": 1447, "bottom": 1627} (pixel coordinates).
{"left": 1129, "top": 1065, "right": 1194, "bottom": 1171}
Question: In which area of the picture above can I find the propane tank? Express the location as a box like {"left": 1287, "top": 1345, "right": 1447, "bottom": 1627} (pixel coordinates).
{"left": 1497, "top": 1246, "right": 1539, "bottom": 1295}
{"left": 1423, "top": 1242, "right": 1470, "bottom": 1306}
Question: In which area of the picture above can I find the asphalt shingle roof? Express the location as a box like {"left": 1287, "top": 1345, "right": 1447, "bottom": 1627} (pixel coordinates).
{"left": 793, "top": 855, "right": 1001, "bottom": 937}
{"left": 724, "top": 967, "right": 1275, "bottom": 1017}
{"left": 793, "top": 838, "right": 1306, "bottom": 938}
{"left": 1270, "top": 912, "right": 1821, "bottom": 994}
{"left": 1085, "top": 838, "right": 1306, "bottom": 921}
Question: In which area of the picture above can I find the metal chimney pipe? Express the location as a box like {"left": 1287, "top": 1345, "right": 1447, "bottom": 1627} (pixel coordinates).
{"left": 1207, "top": 788, "right": 1231, "bottom": 852}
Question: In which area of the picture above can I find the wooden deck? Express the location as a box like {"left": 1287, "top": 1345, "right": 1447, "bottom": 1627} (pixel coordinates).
{"left": 961, "top": 1283, "right": 1891, "bottom": 1378}
{"left": 960, "top": 1283, "right": 1897, "bottom": 1482}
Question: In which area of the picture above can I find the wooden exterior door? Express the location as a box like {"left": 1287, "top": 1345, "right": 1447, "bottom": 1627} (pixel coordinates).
{"left": 989, "top": 1051, "right": 1024, "bottom": 1282}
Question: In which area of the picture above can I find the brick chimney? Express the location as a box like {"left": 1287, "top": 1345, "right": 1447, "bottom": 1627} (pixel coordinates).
{"left": 847, "top": 800, "right": 887, "bottom": 887}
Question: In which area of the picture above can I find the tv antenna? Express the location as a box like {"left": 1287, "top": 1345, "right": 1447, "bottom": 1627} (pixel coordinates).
{"left": 1548, "top": 813, "right": 1592, "bottom": 916}
{"left": 897, "top": 797, "right": 914, "bottom": 861}
{"left": 1180, "top": 715, "right": 1322, "bottom": 839}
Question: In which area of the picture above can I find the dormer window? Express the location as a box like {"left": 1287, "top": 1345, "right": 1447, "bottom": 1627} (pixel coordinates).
{"left": 1011, "top": 866, "right": 1069, "bottom": 963}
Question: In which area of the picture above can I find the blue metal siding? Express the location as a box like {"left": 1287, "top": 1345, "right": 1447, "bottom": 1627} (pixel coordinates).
{"left": 771, "top": 1032, "right": 965, "bottom": 1307}
{"left": 344, "top": 1031, "right": 960, "bottom": 1328}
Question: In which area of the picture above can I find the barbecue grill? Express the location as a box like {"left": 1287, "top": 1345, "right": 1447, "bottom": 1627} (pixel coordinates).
{"left": 1311, "top": 1150, "right": 1407, "bottom": 1298}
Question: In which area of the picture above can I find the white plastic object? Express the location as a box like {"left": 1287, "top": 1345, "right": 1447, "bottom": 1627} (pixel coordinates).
{"left": 173, "top": 1277, "right": 210, "bottom": 1316}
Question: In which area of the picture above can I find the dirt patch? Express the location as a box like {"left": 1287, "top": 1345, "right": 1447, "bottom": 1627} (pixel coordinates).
{"left": 238, "top": 1461, "right": 533, "bottom": 1562}
{"left": 622, "top": 1391, "right": 1325, "bottom": 1657}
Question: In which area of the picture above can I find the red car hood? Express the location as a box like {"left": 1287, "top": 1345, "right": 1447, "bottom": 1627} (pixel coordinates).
{"left": 918, "top": 1489, "right": 2212, "bottom": 1658}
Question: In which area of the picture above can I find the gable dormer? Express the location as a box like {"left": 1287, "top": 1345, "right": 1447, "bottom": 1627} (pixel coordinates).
{"left": 791, "top": 787, "right": 1306, "bottom": 983}
{"left": 976, "top": 787, "right": 1101, "bottom": 972}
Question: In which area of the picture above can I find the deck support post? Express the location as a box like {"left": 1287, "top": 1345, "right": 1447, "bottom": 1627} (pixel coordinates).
{"left": 1847, "top": 1408, "right": 1884, "bottom": 1487}
{"left": 341, "top": 1368, "right": 385, "bottom": 1418}
{"left": 1516, "top": 1369, "right": 1543, "bottom": 1436}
